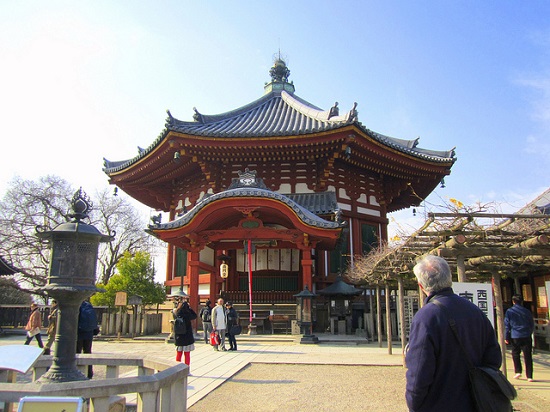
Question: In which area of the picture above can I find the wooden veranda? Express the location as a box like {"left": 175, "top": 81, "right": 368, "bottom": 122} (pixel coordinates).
{"left": 346, "top": 210, "right": 550, "bottom": 371}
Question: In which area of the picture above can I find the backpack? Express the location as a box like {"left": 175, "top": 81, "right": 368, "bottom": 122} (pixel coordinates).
{"left": 174, "top": 316, "right": 187, "bottom": 335}
{"left": 78, "top": 301, "right": 98, "bottom": 332}
{"left": 201, "top": 307, "right": 212, "bottom": 322}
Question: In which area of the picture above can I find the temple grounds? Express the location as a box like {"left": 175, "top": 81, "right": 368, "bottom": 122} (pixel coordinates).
{"left": 1, "top": 333, "right": 549, "bottom": 411}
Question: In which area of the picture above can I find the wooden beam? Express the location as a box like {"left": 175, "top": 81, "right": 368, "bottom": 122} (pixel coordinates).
{"left": 429, "top": 212, "right": 549, "bottom": 219}
{"left": 511, "top": 234, "right": 548, "bottom": 249}
{"left": 438, "top": 247, "right": 550, "bottom": 258}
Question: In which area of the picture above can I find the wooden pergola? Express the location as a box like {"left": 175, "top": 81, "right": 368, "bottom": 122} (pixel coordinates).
{"left": 346, "top": 210, "right": 550, "bottom": 370}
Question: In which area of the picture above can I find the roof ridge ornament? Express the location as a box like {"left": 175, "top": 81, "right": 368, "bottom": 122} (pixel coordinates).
{"left": 264, "top": 54, "right": 295, "bottom": 95}
{"left": 347, "top": 102, "right": 358, "bottom": 122}
{"left": 229, "top": 168, "right": 268, "bottom": 189}
{"left": 269, "top": 57, "right": 290, "bottom": 82}
{"left": 193, "top": 107, "right": 204, "bottom": 123}
{"left": 328, "top": 102, "right": 339, "bottom": 119}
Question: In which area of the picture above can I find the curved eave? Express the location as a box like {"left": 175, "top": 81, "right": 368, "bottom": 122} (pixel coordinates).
{"left": 148, "top": 189, "right": 344, "bottom": 249}
{"left": 154, "top": 188, "right": 343, "bottom": 231}
{"left": 105, "top": 124, "right": 454, "bottom": 180}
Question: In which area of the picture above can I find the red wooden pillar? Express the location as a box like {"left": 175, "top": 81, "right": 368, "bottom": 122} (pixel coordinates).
{"left": 166, "top": 244, "right": 175, "bottom": 282}
{"left": 166, "top": 210, "right": 176, "bottom": 283}
{"left": 188, "top": 251, "right": 200, "bottom": 313}
{"left": 301, "top": 248, "right": 313, "bottom": 290}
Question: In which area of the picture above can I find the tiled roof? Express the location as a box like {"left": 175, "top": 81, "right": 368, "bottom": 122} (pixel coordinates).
{"left": 104, "top": 86, "right": 455, "bottom": 174}
{"left": 317, "top": 276, "right": 363, "bottom": 296}
{"left": 167, "top": 91, "right": 357, "bottom": 138}
{"left": 286, "top": 192, "right": 339, "bottom": 215}
{"left": 149, "top": 187, "right": 344, "bottom": 232}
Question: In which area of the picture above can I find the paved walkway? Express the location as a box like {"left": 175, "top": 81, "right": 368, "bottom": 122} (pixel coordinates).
{"left": 1, "top": 332, "right": 549, "bottom": 409}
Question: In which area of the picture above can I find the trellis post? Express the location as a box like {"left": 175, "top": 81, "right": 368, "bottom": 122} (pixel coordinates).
{"left": 385, "top": 282, "right": 392, "bottom": 355}
{"left": 492, "top": 272, "right": 508, "bottom": 377}
{"left": 398, "top": 276, "right": 406, "bottom": 365}
{"left": 376, "top": 284, "right": 383, "bottom": 347}
{"left": 456, "top": 255, "right": 466, "bottom": 282}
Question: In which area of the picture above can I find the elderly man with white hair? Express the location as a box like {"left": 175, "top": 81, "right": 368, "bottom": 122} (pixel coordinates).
{"left": 405, "top": 255, "right": 502, "bottom": 412}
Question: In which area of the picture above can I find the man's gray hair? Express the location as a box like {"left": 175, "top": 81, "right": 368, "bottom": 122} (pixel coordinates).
{"left": 413, "top": 255, "right": 452, "bottom": 294}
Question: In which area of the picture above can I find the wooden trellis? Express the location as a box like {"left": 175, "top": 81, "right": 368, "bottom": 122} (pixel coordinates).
{"left": 349, "top": 212, "right": 550, "bottom": 285}
{"left": 345, "top": 209, "right": 550, "bottom": 371}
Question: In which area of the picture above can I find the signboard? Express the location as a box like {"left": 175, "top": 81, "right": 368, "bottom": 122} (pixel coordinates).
{"left": 453, "top": 282, "right": 494, "bottom": 327}
{"left": 128, "top": 294, "right": 143, "bottom": 305}
{"left": 115, "top": 291, "right": 127, "bottom": 306}
{"left": 0, "top": 345, "right": 43, "bottom": 374}
{"left": 18, "top": 397, "right": 84, "bottom": 412}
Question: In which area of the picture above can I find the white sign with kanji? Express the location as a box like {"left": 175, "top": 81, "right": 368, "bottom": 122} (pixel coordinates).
{"left": 453, "top": 282, "right": 494, "bottom": 327}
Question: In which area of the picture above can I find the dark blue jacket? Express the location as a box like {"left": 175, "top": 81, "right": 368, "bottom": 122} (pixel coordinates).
{"left": 78, "top": 301, "right": 98, "bottom": 341}
{"left": 405, "top": 288, "right": 502, "bottom": 412}
{"left": 505, "top": 304, "right": 534, "bottom": 339}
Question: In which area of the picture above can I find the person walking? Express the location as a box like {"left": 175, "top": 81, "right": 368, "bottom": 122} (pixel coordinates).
{"left": 505, "top": 294, "right": 535, "bottom": 382}
{"left": 43, "top": 300, "right": 58, "bottom": 355}
{"left": 173, "top": 299, "right": 197, "bottom": 367}
{"left": 77, "top": 300, "right": 98, "bottom": 379}
{"left": 24, "top": 303, "right": 44, "bottom": 348}
{"left": 405, "top": 255, "right": 501, "bottom": 412}
{"left": 225, "top": 301, "right": 239, "bottom": 351}
{"left": 211, "top": 297, "right": 227, "bottom": 351}
{"left": 199, "top": 300, "right": 213, "bottom": 344}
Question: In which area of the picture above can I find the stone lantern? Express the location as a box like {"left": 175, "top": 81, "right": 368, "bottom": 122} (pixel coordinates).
{"left": 35, "top": 188, "right": 113, "bottom": 382}
{"left": 294, "top": 286, "right": 319, "bottom": 344}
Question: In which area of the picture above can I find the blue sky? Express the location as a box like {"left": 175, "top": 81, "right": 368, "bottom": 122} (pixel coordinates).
{"left": 2, "top": 1, "right": 549, "bottom": 235}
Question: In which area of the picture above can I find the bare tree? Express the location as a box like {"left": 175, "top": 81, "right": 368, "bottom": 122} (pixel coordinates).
{"left": 0, "top": 176, "right": 157, "bottom": 294}
{"left": 0, "top": 175, "right": 73, "bottom": 295}
{"left": 91, "top": 189, "right": 157, "bottom": 284}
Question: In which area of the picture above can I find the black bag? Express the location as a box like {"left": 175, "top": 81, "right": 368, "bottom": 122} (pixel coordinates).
{"left": 174, "top": 317, "right": 187, "bottom": 335}
{"left": 230, "top": 324, "right": 242, "bottom": 335}
{"left": 432, "top": 299, "right": 516, "bottom": 412}
{"left": 201, "top": 307, "right": 212, "bottom": 322}
{"left": 469, "top": 366, "right": 516, "bottom": 412}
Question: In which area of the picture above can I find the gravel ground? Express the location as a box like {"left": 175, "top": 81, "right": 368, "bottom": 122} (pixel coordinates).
{"left": 189, "top": 364, "right": 408, "bottom": 412}
{"left": 188, "top": 363, "right": 549, "bottom": 412}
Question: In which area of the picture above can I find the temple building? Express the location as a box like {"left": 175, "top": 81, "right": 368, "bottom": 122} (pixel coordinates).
{"left": 103, "top": 58, "right": 456, "bottom": 314}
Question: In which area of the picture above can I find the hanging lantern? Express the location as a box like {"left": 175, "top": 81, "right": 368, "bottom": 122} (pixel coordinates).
{"left": 220, "top": 262, "right": 229, "bottom": 279}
